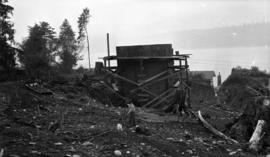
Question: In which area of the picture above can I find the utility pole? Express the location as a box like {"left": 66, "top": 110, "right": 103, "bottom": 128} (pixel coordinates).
{"left": 106, "top": 33, "right": 110, "bottom": 67}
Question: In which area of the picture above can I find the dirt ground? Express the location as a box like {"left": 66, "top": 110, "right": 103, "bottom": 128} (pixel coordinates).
{"left": 0, "top": 81, "right": 268, "bottom": 157}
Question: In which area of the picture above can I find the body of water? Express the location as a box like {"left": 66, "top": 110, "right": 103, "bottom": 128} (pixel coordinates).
{"left": 184, "top": 46, "right": 270, "bottom": 86}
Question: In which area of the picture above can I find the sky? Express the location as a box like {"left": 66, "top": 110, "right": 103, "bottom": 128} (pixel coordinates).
{"left": 9, "top": 0, "right": 270, "bottom": 82}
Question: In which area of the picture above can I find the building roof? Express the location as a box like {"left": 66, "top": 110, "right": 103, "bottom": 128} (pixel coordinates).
{"left": 190, "top": 71, "right": 216, "bottom": 80}
{"left": 103, "top": 55, "right": 189, "bottom": 60}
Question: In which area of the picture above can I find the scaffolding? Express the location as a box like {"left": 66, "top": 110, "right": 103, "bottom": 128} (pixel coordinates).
{"left": 103, "top": 45, "right": 191, "bottom": 111}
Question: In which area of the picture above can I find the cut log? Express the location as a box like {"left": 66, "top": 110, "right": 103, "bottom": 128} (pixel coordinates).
{"left": 248, "top": 119, "right": 266, "bottom": 152}
{"left": 198, "top": 110, "right": 239, "bottom": 144}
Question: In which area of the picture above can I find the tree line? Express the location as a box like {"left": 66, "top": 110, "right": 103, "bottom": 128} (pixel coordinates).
{"left": 0, "top": 0, "right": 90, "bottom": 81}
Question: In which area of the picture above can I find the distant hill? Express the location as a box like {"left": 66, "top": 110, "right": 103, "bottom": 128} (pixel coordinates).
{"left": 172, "top": 22, "right": 270, "bottom": 49}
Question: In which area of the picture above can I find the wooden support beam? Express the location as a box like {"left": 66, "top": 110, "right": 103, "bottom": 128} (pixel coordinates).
{"left": 142, "top": 89, "right": 157, "bottom": 97}
{"left": 161, "top": 100, "right": 174, "bottom": 111}
{"left": 168, "top": 66, "right": 188, "bottom": 70}
{"left": 139, "top": 71, "right": 180, "bottom": 89}
{"left": 150, "top": 90, "right": 175, "bottom": 108}
{"left": 106, "top": 70, "right": 157, "bottom": 98}
{"left": 107, "top": 71, "right": 139, "bottom": 86}
{"left": 138, "top": 70, "right": 167, "bottom": 86}
{"left": 143, "top": 88, "right": 174, "bottom": 107}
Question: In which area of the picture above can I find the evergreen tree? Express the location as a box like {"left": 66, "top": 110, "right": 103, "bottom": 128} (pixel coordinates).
{"left": 58, "top": 19, "right": 80, "bottom": 73}
{"left": 19, "top": 22, "right": 56, "bottom": 78}
{"left": 0, "top": 0, "right": 16, "bottom": 72}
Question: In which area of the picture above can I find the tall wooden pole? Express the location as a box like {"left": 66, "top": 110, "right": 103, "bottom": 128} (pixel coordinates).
{"left": 106, "top": 33, "right": 110, "bottom": 67}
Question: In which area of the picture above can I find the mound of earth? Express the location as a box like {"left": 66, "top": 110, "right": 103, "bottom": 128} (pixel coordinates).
{"left": 219, "top": 68, "right": 270, "bottom": 152}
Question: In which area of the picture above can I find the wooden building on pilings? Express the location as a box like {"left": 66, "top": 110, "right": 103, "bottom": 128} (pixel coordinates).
{"left": 103, "top": 44, "right": 191, "bottom": 111}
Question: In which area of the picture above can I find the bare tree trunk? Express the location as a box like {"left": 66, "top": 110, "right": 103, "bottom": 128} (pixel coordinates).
{"left": 85, "top": 28, "right": 90, "bottom": 69}
{"left": 249, "top": 119, "right": 266, "bottom": 152}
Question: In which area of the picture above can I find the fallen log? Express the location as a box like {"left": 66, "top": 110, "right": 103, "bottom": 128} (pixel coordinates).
{"left": 25, "top": 84, "right": 53, "bottom": 95}
{"left": 198, "top": 110, "right": 239, "bottom": 144}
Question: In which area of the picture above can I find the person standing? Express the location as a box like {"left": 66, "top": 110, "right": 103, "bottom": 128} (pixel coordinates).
{"left": 173, "top": 81, "right": 191, "bottom": 119}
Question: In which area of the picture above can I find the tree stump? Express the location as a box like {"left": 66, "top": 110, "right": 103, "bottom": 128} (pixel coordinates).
{"left": 228, "top": 98, "right": 270, "bottom": 152}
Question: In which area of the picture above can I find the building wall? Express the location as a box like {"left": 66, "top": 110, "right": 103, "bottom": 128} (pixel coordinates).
{"left": 116, "top": 44, "right": 173, "bottom": 97}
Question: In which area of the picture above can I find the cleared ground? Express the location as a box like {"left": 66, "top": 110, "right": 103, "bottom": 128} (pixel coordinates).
{"left": 0, "top": 81, "right": 266, "bottom": 157}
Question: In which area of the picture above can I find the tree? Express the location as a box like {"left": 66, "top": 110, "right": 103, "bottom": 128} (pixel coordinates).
{"left": 58, "top": 19, "right": 80, "bottom": 73}
{"left": 78, "top": 8, "right": 91, "bottom": 69}
{"left": 0, "top": 0, "right": 16, "bottom": 72}
{"left": 19, "top": 22, "right": 56, "bottom": 78}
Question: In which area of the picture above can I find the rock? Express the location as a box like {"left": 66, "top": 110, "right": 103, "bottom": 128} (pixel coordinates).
{"left": 82, "top": 141, "right": 92, "bottom": 146}
{"left": 140, "top": 143, "right": 145, "bottom": 146}
{"left": 114, "top": 150, "right": 122, "bottom": 156}
{"left": 126, "top": 151, "right": 130, "bottom": 154}
{"left": 117, "top": 123, "right": 123, "bottom": 131}
{"left": 166, "top": 137, "right": 174, "bottom": 141}
{"left": 54, "top": 142, "right": 63, "bottom": 145}
{"left": 90, "top": 125, "right": 95, "bottom": 129}
{"left": 72, "top": 155, "right": 80, "bottom": 157}
{"left": 229, "top": 151, "right": 237, "bottom": 156}
{"left": 186, "top": 149, "right": 193, "bottom": 154}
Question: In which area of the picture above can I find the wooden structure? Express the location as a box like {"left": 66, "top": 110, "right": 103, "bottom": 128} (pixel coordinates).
{"left": 103, "top": 44, "right": 190, "bottom": 111}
